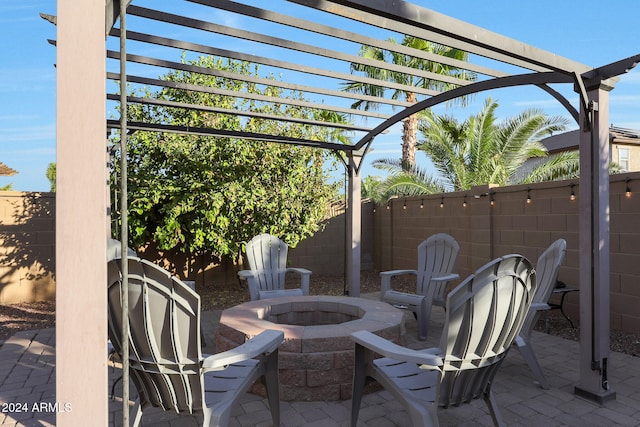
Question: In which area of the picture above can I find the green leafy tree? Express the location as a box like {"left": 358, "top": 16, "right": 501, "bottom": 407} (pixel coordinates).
{"left": 112, "top": 56, "right": 342, "bottom": 262}
{"left": 46, "top": 163, "right": 56, "bottom": 192}
{"left": 343, "top": 36, "right": 476, "bottom": 171}
{"left": 361, "top": 175, "right": 384, "bottom": 200}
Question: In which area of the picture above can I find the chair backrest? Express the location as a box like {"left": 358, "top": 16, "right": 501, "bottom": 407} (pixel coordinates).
{"left": 107, "top": 238, "right": 137, "bottom": 261}
{"left": 533, "top": 239, "right": 567, "bottom": 305}
{"left": 519, "top": 239, "right": 567, "bottom": 338}
{"left": 416, "top": 233, "right": 460, "bottom": 299}
{"left": 107, "top": 257, "right": 204, "bottom": 414}
{"left": 437, "top": 254, "right": 536, "bottom": 407}
{"left": 244, "top": 233, "right": 289, "bottom": 292}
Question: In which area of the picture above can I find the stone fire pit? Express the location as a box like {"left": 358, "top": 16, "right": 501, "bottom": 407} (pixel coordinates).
{"left": 215, "top": 295, "right": 405, "bottom": 401}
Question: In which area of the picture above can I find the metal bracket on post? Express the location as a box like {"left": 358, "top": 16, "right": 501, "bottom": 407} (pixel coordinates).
{"left": 348, "top": 147, "right": 366, "bottom": 175}
{"left": 574, "top": 72, "right": 598, "bottom": 132}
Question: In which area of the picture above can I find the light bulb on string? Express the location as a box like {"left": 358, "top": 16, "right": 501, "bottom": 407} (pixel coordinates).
{"left": 626, "top": 178, "right": 632, "bottom": 198}
{"left": 526, "top": 189, "right": 532, "bottom": 204}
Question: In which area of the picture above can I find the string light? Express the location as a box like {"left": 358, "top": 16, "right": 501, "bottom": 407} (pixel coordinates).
{"left": 386, "top": 201, "right": 390, "bottom": 210}
{"left": 526, "top": 188, "right": 532, "bottom": 204}
{"left": 570, "top": 184, "right": 576, "bottom": 201}
{"left": 626, "top": 178, "right": 632, "bottom": 198}
{"left": 490, "top": 192, "right": 495, "bottom": 206}
{"left": 420, "top": 198, "right": 424, "bottom": 208}
{"left": 440, "top": 197, "right": 444, "bottom": 208}
{"left": 403, "top": 199, "right": 407, "bottom": 210}
{"left": 462, "top": 195, "right": 467, "bottom": 207}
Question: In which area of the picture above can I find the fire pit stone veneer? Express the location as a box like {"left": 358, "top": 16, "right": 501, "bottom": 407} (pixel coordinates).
{"left": 215, "top": 295, "right": 405, "bottom": 401}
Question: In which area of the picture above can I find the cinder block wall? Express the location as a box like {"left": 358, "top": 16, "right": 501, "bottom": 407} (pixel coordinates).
{"left": 3, "top": 173, "right": 640, "bottom": 335}
{"left": 0, "top": 191, "right": 55, "bottom": 304}
{"left": 289, "top": 201, "right": 375, "bottom": 274}
{"left": 372, "top": 172, "right": 640, "bottom": 334}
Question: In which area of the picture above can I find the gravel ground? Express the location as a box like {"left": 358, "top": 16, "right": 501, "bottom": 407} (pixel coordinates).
{"left": 0, "top": 301, "right": 56, "bottom": 342}
{"left": 2, "top": 271, "right": 639, "bottom": 357}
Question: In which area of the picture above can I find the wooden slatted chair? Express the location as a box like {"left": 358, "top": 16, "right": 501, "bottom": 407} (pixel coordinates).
{"left": 514, "top": 239, "right": 567, "bottom": 389}
{"left": 108, "top": 257, "right": 283, "bottom": 426}
{"left": 380, "top": 233, "right": 460, "bottom": 340}
{"left": 352, "top": 254, "right": 536, "bottom": 427}
{"left": 239, "top": 233, "right": 312, "bottom": 300}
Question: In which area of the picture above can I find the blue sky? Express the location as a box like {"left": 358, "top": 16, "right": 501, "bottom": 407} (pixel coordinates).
{"left": 1, "top": 0, "right": 639, "bottom": 191}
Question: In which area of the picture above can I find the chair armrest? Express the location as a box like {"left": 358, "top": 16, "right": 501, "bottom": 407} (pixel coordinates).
{"left": 286, "top": 267, "right": 311, "bottom": 276}
{"left": 351, "top": 330, "right": 443, "bottom": 369}
{"left": 381, "top": 290, "right": 425, "bottom": 310}
{"left": 380, "top": 269, "right": 418, "bottom": 278}
{"left": 202, "top": 329, "right": 284, "bottom": 371}
{"left": 238, "top": 270, "right": 255, "bottom": 280}
{"left": 286, "top": 267, "right": 312, "bottom": 295}
{"left": 430, "top": 273, "right": 459, "bottom": 282}
{"left": 380, "top": 269, "right": 417, "bottom": 295}
{"left": 238, "top": 270, "right": 259, "bottom": 300}
{"left": 530, "top": 302, "right": 550, "bottom": 312}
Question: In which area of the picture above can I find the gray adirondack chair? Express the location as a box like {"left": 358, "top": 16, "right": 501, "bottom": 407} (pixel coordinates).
{"left": 380, "top": 233, "right": 460, "bottom": 340}
{"left": 352, "top": 254, "right": 536, "bottom": 427}
{"left": 107, "top": 238, "right": 137, "bottom": 260}
{"left": 108, "top": 257, "right": 284, "bottom": 427}
{"left": 239, "top": 233, "right": 311, "bottom": 300}
{"left": 514, "top": 238, "right": 567, "bottom": 389}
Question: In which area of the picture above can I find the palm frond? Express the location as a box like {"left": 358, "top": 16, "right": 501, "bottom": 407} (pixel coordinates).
{"left": 370, "top": 159, "right": 444, "bottom": 202}
{"left": 517, "top": 151, "right": 579, "bottom": 184}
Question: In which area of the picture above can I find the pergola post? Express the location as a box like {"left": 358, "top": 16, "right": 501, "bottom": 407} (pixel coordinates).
{"left": 574, "top": 82, "right": 616, "bottom": 403}
{"left": 346, "top": 152, "right": 362, "bottom": 297}
{"left": 56, "top": 0, "right": 109, "bottom": 424}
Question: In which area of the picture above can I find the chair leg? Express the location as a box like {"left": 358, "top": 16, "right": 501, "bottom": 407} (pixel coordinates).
{"left": 416, "top": 296, "right": 433, "bottom": 341}
{"left": 482, "top": 388, "right": 505, "bottom": 427}
{"left": 515, "top": 336, "right": 549, "bottom": 389}
{"left": 130, "top": 399, "right": 143, "bottom": 427}
{"left": 351, "top": 344, "right": 367, "bottom": 427}
{"left": 262, "top": 351, "right": 281, "bottom": 427}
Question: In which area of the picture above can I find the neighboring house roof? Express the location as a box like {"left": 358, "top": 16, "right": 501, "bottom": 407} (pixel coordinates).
{"left": 542, "top": 126, "right": 640, "bottom": 154}
{"left": 0, "top": 162, "right": 17, "bottom": 176}
{"left": 610, "top": 126, "right": 640, "bottom": 145}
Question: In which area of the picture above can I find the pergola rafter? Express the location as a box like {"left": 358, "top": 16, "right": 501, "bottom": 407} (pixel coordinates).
{"left": 50, "top": 0, "right": 640, "bottom": 424}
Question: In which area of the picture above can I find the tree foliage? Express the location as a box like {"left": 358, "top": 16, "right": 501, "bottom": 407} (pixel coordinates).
{"left": 367, "top": 97, "right": 573, "bottom": 202}
{"left": 46, "top": 163, "right": 56, "bottom": 192}
{"left": 343, "top": 36, "right": 476, "bottom": 171}
{"left": 112, "top": 56, "right": 341, "bottom": 260}
{"left": 419, "top": 98, "right": 572, "bottom": 191}
{"left": 365, "top": 159, "right": 444, "bottom": 202}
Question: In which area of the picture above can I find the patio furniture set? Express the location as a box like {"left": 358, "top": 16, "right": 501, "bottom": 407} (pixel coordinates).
{"left": 107, "top": 233, "right": 567, "bottom": 426}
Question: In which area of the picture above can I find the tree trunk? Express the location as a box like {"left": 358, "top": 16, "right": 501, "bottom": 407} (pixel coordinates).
{"left": 401, "top": 92, "right": 418, "bottom": 172}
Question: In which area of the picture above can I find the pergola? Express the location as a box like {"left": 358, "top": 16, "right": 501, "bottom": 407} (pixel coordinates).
{"left": 51, "top": 0, "right": 639, "bottom": 424}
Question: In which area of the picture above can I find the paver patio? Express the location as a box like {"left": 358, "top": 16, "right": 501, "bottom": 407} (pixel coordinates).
{"left": 1, "top": 295, "right": 639, "bottom": 426}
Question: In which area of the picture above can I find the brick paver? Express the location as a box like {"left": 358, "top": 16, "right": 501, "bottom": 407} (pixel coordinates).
{"left": 1, "top": 298, "right": 639, "bottom": 426}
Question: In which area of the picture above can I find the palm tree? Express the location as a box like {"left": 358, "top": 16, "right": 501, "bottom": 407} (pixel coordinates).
{"left": 419, "top": 97, "right": 572, "bottom": 191}
{"left": 343, "top": 36, "right": 476, "bottom": 172}
{"left": 367, "top": 159, "right": 444, "bottom": 203}
{"left": 369, "top": 97, "right": 574, "bottom": 202}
